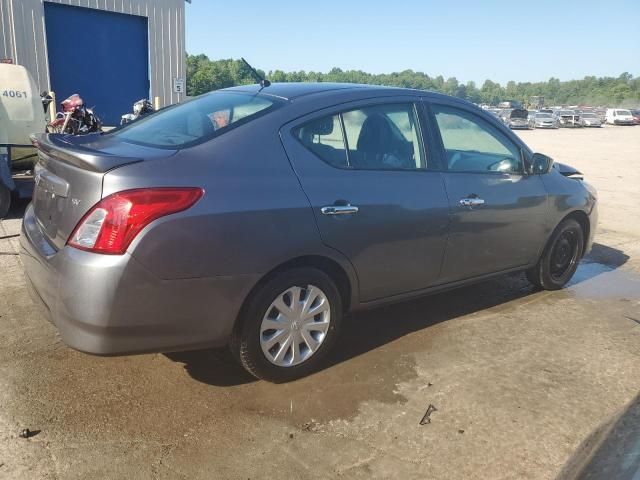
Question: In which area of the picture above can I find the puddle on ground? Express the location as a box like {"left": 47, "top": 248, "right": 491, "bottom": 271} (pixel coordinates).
{"left": 567, "top": 262, "right": 640, "bottom": 300}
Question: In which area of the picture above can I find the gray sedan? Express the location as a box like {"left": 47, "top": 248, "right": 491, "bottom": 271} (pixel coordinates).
{"left": 579, "top": 112, "right": 602, "bottom": 127}
{"left": 21, "top": 83, "right": 598, "bottom": 382}
{"left": 530, "top": 112, "right": 559, "bottom": 129}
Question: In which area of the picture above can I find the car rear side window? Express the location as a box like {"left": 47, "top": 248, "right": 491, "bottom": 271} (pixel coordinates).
{"left": 293, "top": 114, "right": 348, "bottom": 168}
{"left": 433, "top": 105, "right": 523, "bottom": 174}
{"left": 294, "top": 103, "right": 425, "bottom": 170}
{"left": 111, "top": 92, "right": 276, "bottom": 148}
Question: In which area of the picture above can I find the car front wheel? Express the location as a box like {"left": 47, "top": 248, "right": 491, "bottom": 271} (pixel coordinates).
{"left": 230, "top": 267, "right": 342, "bottom": 382}
{"left": 526, "top": 218, "right": 584, "bottom": 290}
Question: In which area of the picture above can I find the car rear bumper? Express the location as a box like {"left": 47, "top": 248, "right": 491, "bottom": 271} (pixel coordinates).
{"left": 20, "top": 204, "right": 258, "bottom": 355}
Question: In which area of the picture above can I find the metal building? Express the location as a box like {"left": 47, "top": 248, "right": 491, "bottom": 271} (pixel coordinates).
{"left": 0, "top": 0, "right": 187, "bottom": 125}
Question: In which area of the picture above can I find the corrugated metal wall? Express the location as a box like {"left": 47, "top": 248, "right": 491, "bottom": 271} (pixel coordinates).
{"left": 0, "top": 0, "right": 185, "bottom": 108}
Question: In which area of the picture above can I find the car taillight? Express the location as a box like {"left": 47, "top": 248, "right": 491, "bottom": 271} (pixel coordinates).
{"left": 68, "top": 187, "right": 204, "bottom": 255}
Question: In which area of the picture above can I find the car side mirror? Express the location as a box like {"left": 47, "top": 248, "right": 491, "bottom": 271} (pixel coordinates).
{"left": 530, "top": 153, "right": 554, "bottom": 174}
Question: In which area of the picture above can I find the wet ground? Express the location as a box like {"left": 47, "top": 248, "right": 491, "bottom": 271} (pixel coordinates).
{"left": 0, "top": 127, "right": 639, "bottom": 479}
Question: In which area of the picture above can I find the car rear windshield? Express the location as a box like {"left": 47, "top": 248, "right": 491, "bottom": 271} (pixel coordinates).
{"left": 615, "top": 110, "right": 631, "bottom": 115}
{"left": 581, "top": 113, "right": 596, "bottom": 118}
{"left": 109, "top": 92, "right": 277, "bottom": 148}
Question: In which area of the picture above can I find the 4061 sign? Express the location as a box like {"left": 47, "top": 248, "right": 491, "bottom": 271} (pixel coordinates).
{"left": 2, "top": 90, "right": 28, "bottom": 98}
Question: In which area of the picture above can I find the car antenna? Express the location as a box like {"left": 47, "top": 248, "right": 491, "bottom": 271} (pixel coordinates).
{"left": 240, "top": 57, "right": 271, "bottom": 90}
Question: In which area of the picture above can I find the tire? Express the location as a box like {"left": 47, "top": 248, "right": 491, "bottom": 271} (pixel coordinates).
{"left": 0, "top": 182, "right": 11, "bottom": 219}
{"left": 526, "top": 218, "right": 584, "bottom": 290}
{"left": 230, "top": 267, "right": 343, "bottom": 382}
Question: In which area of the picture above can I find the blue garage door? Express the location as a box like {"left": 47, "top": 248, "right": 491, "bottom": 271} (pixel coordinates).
{"left": 44, "top": 3, "right": 149, "bottom": 126}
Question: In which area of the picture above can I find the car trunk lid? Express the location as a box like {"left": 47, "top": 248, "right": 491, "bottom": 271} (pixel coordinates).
{"left": 30, "top": 133, "right": 173, "bottom": 251}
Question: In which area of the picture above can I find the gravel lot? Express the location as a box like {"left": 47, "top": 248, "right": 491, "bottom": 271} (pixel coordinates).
{"left": 0, "top": 126, "right": 639, "bottom": 479}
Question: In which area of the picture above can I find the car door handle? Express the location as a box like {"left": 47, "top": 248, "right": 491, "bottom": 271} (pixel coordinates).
{"left": 321, "top": 205, "right": 359, "bottom": 215}
{"left": 459, "top": 197, "right": 485, "bottom": 207}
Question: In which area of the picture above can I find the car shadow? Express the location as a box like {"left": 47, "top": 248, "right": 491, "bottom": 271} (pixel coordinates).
{"left": 167, "top": 241, "right": 628, "bottom": 387}
{"left": 557, "top": 392, "right": 640, "bottom": 480}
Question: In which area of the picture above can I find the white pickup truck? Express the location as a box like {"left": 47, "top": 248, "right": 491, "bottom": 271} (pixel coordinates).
{"left": 0, "top": 63, "right": 48, "bottom": 217}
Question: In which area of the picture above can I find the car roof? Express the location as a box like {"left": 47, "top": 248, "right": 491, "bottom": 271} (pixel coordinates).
{"left": 221, "top": 82, "right": 453, "bottom": 101}
{"left": 222, "top": 82, "right": 390, "bottom": 100}
{"left": 219, "top": 82, "right": 497, "bottom": 121}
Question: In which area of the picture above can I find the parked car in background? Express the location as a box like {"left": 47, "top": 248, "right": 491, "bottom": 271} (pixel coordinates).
{"left": 555, "top": 109, "right": 582, "bottom": 127}
{"left": 21, "top": 83, "right": 598, "bottom": 382}
{"left": 500, "top": 108, "right": 530, "bottom": 129}
{"left": 606, "top": 108, "right": 635, "bottom": 125}
{"left": 498, "top": 100, "right": 523, "bottom": 109}
{"left": 595, "top": 109, "right": 607, "bottom": 123}
{"left": 579, "top": 112, "right": 602, "bottom": 127}
{"left": 529, "top": 112, "right": 559, "bottom": 129}
{"left": 630, "top": 109, "right": 640, "bottom": 125}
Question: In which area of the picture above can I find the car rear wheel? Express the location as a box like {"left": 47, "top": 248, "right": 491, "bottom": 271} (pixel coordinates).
{"left": 0, "top": 182, "right": 11, "bottom": 219}
{"left": 230, "top": 267, "right": 342, "bottom": 382}
{"left": 526, "top": 218, "right": 584, "bottom": 290}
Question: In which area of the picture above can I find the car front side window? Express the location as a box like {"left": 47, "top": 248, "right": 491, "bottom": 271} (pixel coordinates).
{"left": 433, "top": 105, "right": 523, "bottom": 174}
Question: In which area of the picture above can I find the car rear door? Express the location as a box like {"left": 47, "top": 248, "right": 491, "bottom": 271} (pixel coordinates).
{"left": 424, "top": 100, "right": 549, "bottom": 283}
{"left": 281, "top": 97, "right": 450, "bottom": 303}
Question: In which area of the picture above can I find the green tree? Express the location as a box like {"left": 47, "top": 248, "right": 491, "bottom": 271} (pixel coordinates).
{"left": 185, "top": 54, "right": 639, "bottom": 107}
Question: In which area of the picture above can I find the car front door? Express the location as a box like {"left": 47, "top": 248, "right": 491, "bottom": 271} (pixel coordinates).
{"left": 426, "top": 101, "right": 549, "bottom": 283}
{"left": 281, "top": 99, "right": 450, "bottom": 303}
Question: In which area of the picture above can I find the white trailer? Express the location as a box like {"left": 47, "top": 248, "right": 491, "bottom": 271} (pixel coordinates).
{"left": 0, "top": 63, "right": 47, "bottom": 216}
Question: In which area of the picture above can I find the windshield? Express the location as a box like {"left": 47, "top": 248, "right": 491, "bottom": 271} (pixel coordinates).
{"left": 615, "top": 110, "right": 631, "bottom": 116}
{"left": 558, "top": 111, "right": 575, "bottom": 115}
{"left": 110, "top": 92, "right": 277, "bottom": 148}
{"left": 581, "top": 113, "right": 596, "bottom": 118}
{"left": 536, "top": 113, "right": 552, "bottom": 118}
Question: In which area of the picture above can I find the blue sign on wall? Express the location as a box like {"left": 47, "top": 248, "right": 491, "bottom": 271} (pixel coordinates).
{"left": 44, "top": 3, "right": 150, "bottom": 126}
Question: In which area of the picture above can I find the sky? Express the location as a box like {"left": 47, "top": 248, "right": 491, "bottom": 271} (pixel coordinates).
{"left": 185, "top": 0, "right": 640, "bottom": 85}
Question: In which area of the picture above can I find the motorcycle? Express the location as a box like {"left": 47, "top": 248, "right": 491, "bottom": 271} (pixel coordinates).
{"left": 121, "top": 98, "right": 154, "bottom": 125}
{"left": 49, "top": 93, "right": 102, "bottom": 135}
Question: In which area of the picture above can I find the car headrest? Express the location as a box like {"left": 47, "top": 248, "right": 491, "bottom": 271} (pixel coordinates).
{"left": 304, "top": 117, "right": 334, "bottom": 136}
{"left": 357, "top": 113, "right": 393, "bottom": 153}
